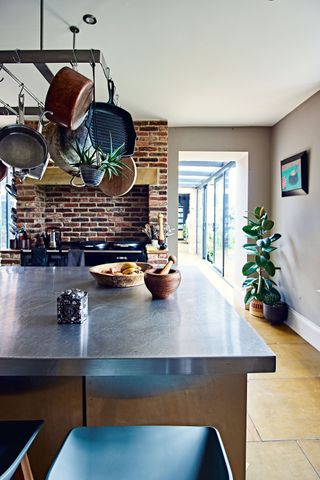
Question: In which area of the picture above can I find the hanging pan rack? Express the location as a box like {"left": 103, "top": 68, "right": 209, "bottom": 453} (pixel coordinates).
{"left": 0, "top": 49, "right": 111, "bottom": 115}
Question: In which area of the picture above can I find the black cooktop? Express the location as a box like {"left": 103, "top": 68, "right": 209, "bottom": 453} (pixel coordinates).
{"left": 59, "top": 239, "right": 147, "bottom": 251}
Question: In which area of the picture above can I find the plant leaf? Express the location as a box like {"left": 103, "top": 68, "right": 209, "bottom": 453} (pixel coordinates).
{"left": 263, "top": 246, "right": 277, "bottom": 253}
{"left": 265, "top": 261, "right": 276, "bottom": 276}
{"left": 264, "top": 278, "right": 278, "bottom": 289}
{"left": 262, "top": 219, "right": 274, "bottom": 231}
{"left": 244, "top": 290, "right": 255, "bottom": 305}
{"left": 243, "top": 244, "right": 259, "bottom": 254}
{"left": 242, "top": 277, "right": 258, "bottom": 288}
{"left": 270, "top": 233, "right": 281, "bottom": 243}
{"left": 243, "top": 225, "right": 259, "bottom": 239}
{"left": 242, "top": 262, "right": 258, "bottom": 276}
{"left": 254, "top": 206, "right": 264, "bottom": 219}
{"left": 255, "top": 255, "right": 268, "bottom": 267}
{"left": 256, "top": 239, "right": 265, "bottom": 247}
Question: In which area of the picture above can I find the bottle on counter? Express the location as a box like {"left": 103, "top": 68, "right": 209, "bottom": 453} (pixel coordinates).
{"left": 158, "top": 213, "right": 165, "bottom": 247}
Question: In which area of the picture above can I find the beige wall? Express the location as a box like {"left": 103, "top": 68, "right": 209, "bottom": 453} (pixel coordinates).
{"left": 168, "top": 127, "right": 271, "bottom": 294}
{"left": 271, "top": 91, "right": 320, "bottom": 327}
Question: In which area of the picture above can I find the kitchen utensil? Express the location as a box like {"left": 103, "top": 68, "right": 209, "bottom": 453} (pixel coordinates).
{"left": 0, "top": 93, "right": 48, "bottom": 169}
{"left": 144, "top": 268, "right": 181, "bottom": 299}
{"left": 86, "top": 78, "right": 136, "bottom": 156}
{"left": 159, "top": 255, "right": 177, "bottom": 275}
{"left": 24, "top": 156, "right": 49, "bottom": 180}
{"left": 90, "top": 262, "right": 153, "bottom": 288}
{"left": 0, "top": 160, "right": 7, "bottom": 182}
{"left": 99, "top": 156, "right": 137, "bottom": 197}
{"left": 44, "top": 122, "right": 91, "bottom": 175}
{"left": 45, "top": 67, "right": 93, "bottom": 130}
{"left": 5, "top": 179, "right": 17, "bottom": 198}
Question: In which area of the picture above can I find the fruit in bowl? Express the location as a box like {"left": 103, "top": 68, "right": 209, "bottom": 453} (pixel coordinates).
{"left": 90, "top": 262, "right": 153, "bottom": 288}
{"left": 100, "top": 262, "right": 143, "bottom": 276}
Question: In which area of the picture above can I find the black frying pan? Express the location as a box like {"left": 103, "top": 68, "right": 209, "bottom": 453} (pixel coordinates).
{"left": 86, "top": 79, "right": 136, "bottom": 156}
{"left": 0, "top": 94, "right": 48, "bottom": 170}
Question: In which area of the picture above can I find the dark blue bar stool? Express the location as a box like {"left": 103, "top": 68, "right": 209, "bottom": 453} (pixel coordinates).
{"left": 46, "top": 425, "right": 233, "bottom": 479}
{"left": 0, "top": 420, "right": 43, "bottom": 480}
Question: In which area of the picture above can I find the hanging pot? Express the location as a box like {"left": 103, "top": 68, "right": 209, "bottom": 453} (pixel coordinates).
{"left": 0, "top": 93, "right": 48, "bottom": 170}
{"left": 45, "top": 122, "right": 92, "bottom": 175}
{"left": 99, "top": 157, "right": 137, "bottom": 197}
{"left": 86, "top": 78, "right": 136, "bottom": 156}
{"left": 45, "top": 67, "right": 93, "bottom": 131}
{"left": 0, "top": 160, "right": 7, "bottom": 182}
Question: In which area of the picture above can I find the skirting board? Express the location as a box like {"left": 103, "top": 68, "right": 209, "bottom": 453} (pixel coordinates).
{"left": 286, "top": 307, "right": 320, "bottom": 351}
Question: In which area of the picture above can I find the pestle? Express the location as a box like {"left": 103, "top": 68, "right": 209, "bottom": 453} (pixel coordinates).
{"left": 159, "top": 255, "right": 177, "bottom": 275}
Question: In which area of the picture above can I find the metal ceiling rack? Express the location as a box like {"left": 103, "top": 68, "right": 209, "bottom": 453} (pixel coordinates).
{"left": 0, "top": 49, "right": 109, "bottom": 115}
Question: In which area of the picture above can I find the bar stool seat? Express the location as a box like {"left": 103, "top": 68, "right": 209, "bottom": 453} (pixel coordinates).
{"left": 46, "top": 426, "right": 232, "bottom": 480}
{"left": 0, "top": 420, "right": 43, "bottom": 480}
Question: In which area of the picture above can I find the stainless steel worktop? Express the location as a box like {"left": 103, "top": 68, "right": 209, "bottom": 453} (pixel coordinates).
{"left": 0, "top": 266, "right": 275, "bottom": 376}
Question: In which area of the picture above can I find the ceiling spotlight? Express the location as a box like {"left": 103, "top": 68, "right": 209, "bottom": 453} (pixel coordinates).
{"left": 83, "top": 14, "right": 97, "bottom": 25}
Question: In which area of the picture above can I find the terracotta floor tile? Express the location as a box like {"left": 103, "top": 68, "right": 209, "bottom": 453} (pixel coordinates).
{"left": 248, "top": 378, "right": 320, "bottom": 440}
{"left": 246, "top": 441, "right": 319, "bottom": 480}
{"left": 298, "top": 440, "right": 320, "bottom": 475}
{"left": 249, "top": 343, "right": 320, "bottom": 379}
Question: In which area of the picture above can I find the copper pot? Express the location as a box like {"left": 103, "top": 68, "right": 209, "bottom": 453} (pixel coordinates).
{"left": 45, "top": 67, "right": 93, "bottom": 131}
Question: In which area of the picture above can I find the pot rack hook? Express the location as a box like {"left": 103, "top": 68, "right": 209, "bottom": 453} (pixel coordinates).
{"left": 90, "top": 48, "right": 96, "bottom": 68}
{"left": 12, "top": 49, "right": 21, "bottom": 63}
{"left": 70, "top": 25, "right": 79, "bottom": 70}
{"left": 19, "top": 83, "right": 25, "bottom": 96}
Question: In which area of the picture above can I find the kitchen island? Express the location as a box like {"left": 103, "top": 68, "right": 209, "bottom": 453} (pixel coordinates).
{"left": 0, "top": 266, "right": 275, "bottom": 479}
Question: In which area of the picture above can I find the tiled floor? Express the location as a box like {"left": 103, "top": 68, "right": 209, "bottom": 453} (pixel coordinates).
{"left": 178, "top": 246, "right": 320, "bottom": 479}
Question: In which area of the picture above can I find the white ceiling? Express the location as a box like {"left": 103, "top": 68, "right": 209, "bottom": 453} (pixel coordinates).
{"left": 1, "top": 0, "right": 320, "bottom": 126}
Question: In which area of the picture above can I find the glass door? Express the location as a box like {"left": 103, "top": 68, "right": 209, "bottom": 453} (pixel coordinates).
{"left": 213, "top": 174, "right": 224, "bottom": 273}
{"left": 202, "top": 186, "right": 207, "bottom": 259}
{"left": 206, "top": 183, "right": 214, "bottom": 263}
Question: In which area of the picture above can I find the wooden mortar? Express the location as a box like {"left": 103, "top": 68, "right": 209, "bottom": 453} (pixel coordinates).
{"left": 144, "top": 255, "right": 181, "bottom": 299}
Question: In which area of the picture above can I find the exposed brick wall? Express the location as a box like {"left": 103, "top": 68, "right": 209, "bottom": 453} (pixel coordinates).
{"left": 134, "top": 121, "right": 168, "bottom": 224}
{"left": 44, "top": 185, "right": 149, "bottom": 241}
{"left": 14, "top": 120, "right": 168, "bottom": 242}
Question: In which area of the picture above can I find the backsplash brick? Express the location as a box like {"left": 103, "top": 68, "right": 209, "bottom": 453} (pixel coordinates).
{"left": 15, "top": 120, "right": 168, "bottom": 242}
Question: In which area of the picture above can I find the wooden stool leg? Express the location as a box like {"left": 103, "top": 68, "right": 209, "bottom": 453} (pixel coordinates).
{"left": 20, "top": 454, "right": 34, "bottom": 480}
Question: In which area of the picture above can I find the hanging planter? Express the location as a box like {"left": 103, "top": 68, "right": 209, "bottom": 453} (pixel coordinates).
{"left": 70, "top": 138, "right": 126, "bottom": 188}
{"left": 79, "top": 164, "right": 104, "bottom": 187}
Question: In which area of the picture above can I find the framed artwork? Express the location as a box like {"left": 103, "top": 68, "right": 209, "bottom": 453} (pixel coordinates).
{"left": 281, "top": 151, "right": 308, "bottom": 197}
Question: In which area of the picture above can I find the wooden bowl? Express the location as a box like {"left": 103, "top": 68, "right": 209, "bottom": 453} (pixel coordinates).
{"left": 144, "top": 268, "right": 181, "bottom": 299}
{"left": 90, "top": 262, "right": 153, "bottom": 288}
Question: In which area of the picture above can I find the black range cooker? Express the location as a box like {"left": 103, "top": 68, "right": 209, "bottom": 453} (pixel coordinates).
{"left": 58, "top": 239, "right": 148, "bottom": 267}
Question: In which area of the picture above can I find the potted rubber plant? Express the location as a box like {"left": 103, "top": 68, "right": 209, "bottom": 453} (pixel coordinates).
{"left": 242, "top": 206, "right": 284, "bottom": 319}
